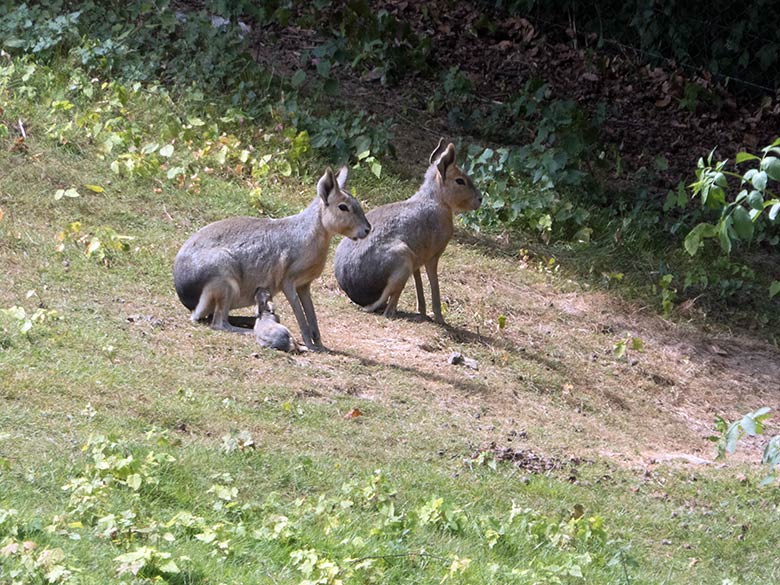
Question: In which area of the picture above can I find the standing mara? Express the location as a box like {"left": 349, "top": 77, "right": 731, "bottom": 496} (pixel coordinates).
{"left": 334, "top": 139, "right": 481, "bottom": 323}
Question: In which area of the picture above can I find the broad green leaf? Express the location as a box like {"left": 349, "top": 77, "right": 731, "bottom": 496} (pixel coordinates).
{"left": 769, "top": 202, "right": 780, "bottom": 221}
{"left": 84, "top": 184, "right": 105, "bottom": 193}
{"left": 159, "top": 144, "right": 174, "bottom": 157}
{"left": 141, "top": 142, "right": 159, "bottom": 155}
{"left": 613, "top": 340, "right": 626, "bottom": 359}
{"left": 126, "top": 473, "right": 142, "bottom": 490}
{"left": 761, "top": 156, "right": 780, "bottom": 181}
{"left": 167, "top": 167, "right": 184, "bottom": 179}
{"left": 725, "top": 422, "right": 741, "bottom": 453}
{"left": 370, "top": 160, "right": 382, "bottom": 178}
{"left": 741, "top": 415, "right": 759, "bottom": 436}
{"left": 278, "top": 160, "right": 292, "bottom": 177}
{"left": 45, "top": 566, "right": 69, "bottom": 582}
{"left": 497, "top": 314, "right": 507, "bottom": 330}
{"left": 631, "top": 337, "right": 644, "bottom": 351}
{"left": 354, "top": 135, "right": 371, "bottom": 157}
{"left": 751, "top": 170, "right": 768, "bottom": 191}
{"left": 718, "top": 219, "right": 732, "bottom": 254}
{"left": 731, "top": 206, "right": 754, "bottom": 240}
{"left": 158, "top": 560, "right": 180, "bottom": 574}
{"left": 763, "top": 138, "right": 780, "bottom": 152}
{"left": 55, "top": 188, "right": 80, "bottom": 200}
{"left": 316, "top": 59, "right": 331, "bottom": 78}
{"left": 291, "top": 69, "right": 306, "bottom": 88}
{"left": 770, "top": 281, "right": 780, "bottom": 299}
{"left": 215, "top": 145, "right": 228, "bottom": 165}
{"left": 735, "top": 151, "right": 760, "bottom": 163}
{"left": 746, "top": 190, "right": 763, "bottom": 210}
{"left": 752, "top": 406, "right": 772, "bottom": 419}
{"left": 684, "top": 222, "right": 716, "bottom": 256}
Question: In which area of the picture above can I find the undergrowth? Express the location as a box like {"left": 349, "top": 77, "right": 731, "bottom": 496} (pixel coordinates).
{"left": 0, "top": 433, "right": 621, "bottom": 583}
{"left": 2, "top": 0, "right": 778, "bottom": 329}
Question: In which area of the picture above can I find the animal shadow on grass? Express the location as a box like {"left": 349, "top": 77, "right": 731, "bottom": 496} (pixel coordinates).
{"left": 376, "top": 310, "right": 567, "bottom": 379}
{"left": 217, "top": 309, "right": 567, "bottom": 383}
{"left": 327, "top": 345, "right": 491, "bottom": 397}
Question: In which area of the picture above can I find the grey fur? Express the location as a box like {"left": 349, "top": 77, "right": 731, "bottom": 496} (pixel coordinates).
{"left": 173, "top": 166, "right": 371, "bottom": 348}
{"left": 253, "top": 287, "right": 297, "bottom": 352}
{"left": 334, "top": 139, "right": 481, "bottom": 323}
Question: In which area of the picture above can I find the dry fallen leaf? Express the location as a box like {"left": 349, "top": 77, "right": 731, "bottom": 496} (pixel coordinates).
{"left": 0, "top": 542, "right": 18, "bottom": 556}
{"left": 344, "top": 408, "right": 362, "bottom": 419}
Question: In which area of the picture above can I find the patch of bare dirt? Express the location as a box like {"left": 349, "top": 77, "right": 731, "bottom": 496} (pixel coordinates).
{"left": 280, "top": 240, "right": 780, "bottom": 468}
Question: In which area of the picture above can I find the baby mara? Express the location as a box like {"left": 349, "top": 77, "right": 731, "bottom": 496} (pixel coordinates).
{"left": 253, "top": 287, "right": 298, "bottom": 353}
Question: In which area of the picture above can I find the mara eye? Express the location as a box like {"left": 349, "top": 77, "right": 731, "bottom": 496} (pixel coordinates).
{"left": 455, "top": 178, "right": 466, "bottom": 185}
{"left": 338, "top": 203, "right": 349, "bottom": 212}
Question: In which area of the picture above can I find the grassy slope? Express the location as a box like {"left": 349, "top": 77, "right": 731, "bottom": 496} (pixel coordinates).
{"left": 1, "top": 67, "right": 780, "bottom": 583}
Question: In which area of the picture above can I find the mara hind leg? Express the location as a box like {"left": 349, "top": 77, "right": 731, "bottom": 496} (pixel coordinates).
{"left": 192, "top": 279, "right": 248, "bottom": 333}
{"left": 362, "top": 259, "right": 412, "bottom": 318}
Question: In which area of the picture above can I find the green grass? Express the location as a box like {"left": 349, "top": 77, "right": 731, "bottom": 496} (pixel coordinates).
{"left": 1, "top": 54, "right": 779, "bottom": 585}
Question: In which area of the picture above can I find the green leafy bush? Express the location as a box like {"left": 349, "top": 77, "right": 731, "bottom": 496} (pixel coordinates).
{"left": 462, "top": 144, "right": 591, "bottom": 241}
{"left": 684, "top": 140, "right": 780, "bottom": 298}
{"left": 1, "top": 1, "right": 258, "bottom": 93}
{"left": 713, "top": 407, "right": 780, "bottom": 485}
{"left": 312, "top": 0, "right": 432, "bottom": 85}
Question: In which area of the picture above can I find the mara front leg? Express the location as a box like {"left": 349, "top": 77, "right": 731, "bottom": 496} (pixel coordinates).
{"left": 297, "top": 282, "right": 322, "bottom": 347}
{"left": 425, "top": 256, "right": 445, "bottom": 324}
{"left": 282, "top": 281, "right": 314, "bottom": 348}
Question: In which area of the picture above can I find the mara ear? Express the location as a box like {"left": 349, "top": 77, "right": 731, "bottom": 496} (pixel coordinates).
{"left": 336, "top": 166, "right": 349, "bottom": 191}
{"left": 436, "top": 143, "right": 456, "bottom": 180}
{"left": 317, "top": 166, "right": 336, "bottom": 205}
{"left": 429, "top": 137, "right": 446, "bottom": 165}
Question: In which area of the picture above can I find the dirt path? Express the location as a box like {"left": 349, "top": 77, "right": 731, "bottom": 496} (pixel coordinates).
{"left": 233, "top": 238, "right": 780, "bottom": 468}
